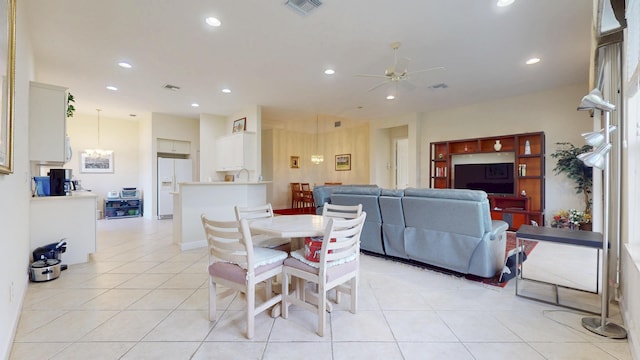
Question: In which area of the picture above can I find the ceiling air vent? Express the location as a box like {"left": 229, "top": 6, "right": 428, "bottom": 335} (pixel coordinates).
{"left": 428, "top": 83, "right": 448, "bottom": 89}
{"left": 285, "top": 0, "right": 322, "bottom": 16}
{"left": 163, "top": 84, "right": 181, "bottom": 91}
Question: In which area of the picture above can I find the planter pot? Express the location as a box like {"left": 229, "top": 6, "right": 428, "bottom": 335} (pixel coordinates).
{"left": 579, "top": 222, "right": 592, "bottom": 231}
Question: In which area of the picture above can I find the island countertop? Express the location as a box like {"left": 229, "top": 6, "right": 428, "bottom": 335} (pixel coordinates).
{"left": 178, "top": 181, "right": 272, "bottom": 186}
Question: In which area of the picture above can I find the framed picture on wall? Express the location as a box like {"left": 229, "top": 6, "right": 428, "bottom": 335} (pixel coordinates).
{"left": 232, "top": 117, "right": 246, "bottom": 133}
{"left": 290, "top": 156, "right": 300, "bottom": 168}
{"left": 335, "top": 154, "right": 351, "bottom": 171}
{"left": 80, "top": 151, "right": 114, "bottom": 173}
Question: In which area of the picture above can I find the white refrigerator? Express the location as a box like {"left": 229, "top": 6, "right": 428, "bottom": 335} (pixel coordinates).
{"left": 157, "top": 157, "right": 192, "bottom": 218}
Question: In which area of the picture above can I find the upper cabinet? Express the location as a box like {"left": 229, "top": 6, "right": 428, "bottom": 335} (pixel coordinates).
{"left": 29, "top": 82, "right": 68, "bottom": 164}
{"left": 216, "top": 132, "right": 257, "bottom": 171}
{"left": 157, "top": 138, "right": 191, "bottom": 155}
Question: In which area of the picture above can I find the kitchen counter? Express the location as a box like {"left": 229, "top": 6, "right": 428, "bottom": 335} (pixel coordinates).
{"left": 29, "top": 191, "right": 97, "bottom": 264}
{"left": 173, "top": 181, "right": 268, "bottom": 250}
{"left": 30, "top": 191, "right": 97, "bottom": 201}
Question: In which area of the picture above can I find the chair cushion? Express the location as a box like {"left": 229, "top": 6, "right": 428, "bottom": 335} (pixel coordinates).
{"left": 284, "top": 255, "right": 358, "bottom": 283}
{"left": 209, "top": 260, "right": 284, "bottom": 285}
{"left": 238, "top": 247, "right": 288, "bottom": 269}
{"left": 289, "top": 248, "right": 356, "bottom": 269}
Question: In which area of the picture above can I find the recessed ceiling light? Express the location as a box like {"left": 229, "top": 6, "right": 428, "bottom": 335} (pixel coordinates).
{"left": 205, "top": 17, "right": 221, "bottom": 27}
{"left": 221, "top": 88, "right": 231, "bottom": 94}
{"left": 386, "top": 95, "right": 395, "bottom": 100}
{"left": 106, "top": 85, "right": 118, "bottom": 91}
{"left": 324, "top": 69, "right": 335, "bottom": 75}
{"left": 526, "top": 57, "right": 541, "bottom": 65}
{"left": 191, "top": 103, "right": 200, "bottom": 107}
{"left": 496, "top": 0, "right": 515, "bottom": 7}
{"left": 118, "top": 62, "right": 132, "bottom": 69}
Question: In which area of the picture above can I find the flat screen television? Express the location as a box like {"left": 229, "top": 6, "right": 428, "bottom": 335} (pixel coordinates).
{"left": 453, "top": 162, "right": 514, "bottom": 195}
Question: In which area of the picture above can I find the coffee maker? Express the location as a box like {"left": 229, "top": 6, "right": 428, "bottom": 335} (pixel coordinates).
{"left": 49, "top": 169, "right": 72, "bottom": 196}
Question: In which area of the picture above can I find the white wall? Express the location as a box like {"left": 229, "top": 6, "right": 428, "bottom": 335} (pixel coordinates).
{"left": 65, "top": 113, "right": 141, "bottom": 213}
{"left": 199, "top": 113, "right": 226, "bottom": 181}
{"left": 419, "top": 83, "right": 592, "bottom": 219}
{"left": 264, "top": 123, "right": 371, "bottom": 209}
{"left": 0, "top": 3, "right": 34, "bottom": 357}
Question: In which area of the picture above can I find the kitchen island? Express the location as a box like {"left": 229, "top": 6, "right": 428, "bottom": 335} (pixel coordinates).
{"left": 29, "top": 192, "right": 97, "bottom": 264}
{"left": 172, "top": 181, "right": 270, "bottom": 250}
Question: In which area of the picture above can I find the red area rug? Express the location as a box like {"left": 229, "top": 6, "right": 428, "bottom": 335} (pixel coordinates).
{"left": 273, "top": 207, "right": 316, "bottom": 215}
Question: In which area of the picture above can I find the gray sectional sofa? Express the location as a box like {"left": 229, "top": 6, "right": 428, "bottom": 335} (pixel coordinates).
{"left": 313, "top": 185, "right": 508, "bottom": 278}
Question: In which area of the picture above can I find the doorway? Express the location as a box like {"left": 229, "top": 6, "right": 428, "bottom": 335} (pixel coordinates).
{"left": 395, "top": 138, "right": 408, "bottom": 189}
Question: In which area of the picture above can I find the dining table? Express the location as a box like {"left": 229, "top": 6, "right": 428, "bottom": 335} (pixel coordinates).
{"left": 248, "top": 213, "right": 329, "bottom": 316}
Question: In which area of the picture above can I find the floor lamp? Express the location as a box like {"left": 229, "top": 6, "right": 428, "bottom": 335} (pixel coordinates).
{"left": 576, "top": 89, "right": 627, "bottom": 339}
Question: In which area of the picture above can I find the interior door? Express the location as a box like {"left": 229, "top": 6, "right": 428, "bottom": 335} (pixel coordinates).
{"left": 395, "top": 138, "right": 409, "bottom": 189}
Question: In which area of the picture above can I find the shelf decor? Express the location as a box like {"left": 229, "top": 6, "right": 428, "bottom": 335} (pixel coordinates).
{"left": 80, "top": 151, "right": 114, "bottom": 173}
{"left": 232, "top": 117, "right": 246, "bottom": 133}
{"left": 335, "top": 154, "right": 351, "bottom": 171}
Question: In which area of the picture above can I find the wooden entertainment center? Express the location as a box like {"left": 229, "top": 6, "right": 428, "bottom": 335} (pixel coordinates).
{"left": 430, "top": 132, "right": 545, "bottom": 230}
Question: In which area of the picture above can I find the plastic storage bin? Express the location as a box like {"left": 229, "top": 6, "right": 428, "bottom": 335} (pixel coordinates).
{"left": 33, "top": 176, "right": 50, "bottom": 196}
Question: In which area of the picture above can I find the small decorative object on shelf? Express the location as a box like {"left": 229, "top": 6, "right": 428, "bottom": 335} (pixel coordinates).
{"left": 438, "top": 153, "right": 444, "bottom": 159}
{"left": 464, "top": 144, "right": 469, "bottom": 152}
{"left": 521, "top": 190, "right": 527, "bottom": 197}
{"left": 518, "top": 164, "right": 527, "bottom": 176}
{"left": 524, "top": 140, "right": 531, "bottom": 155}
{"left": 494, "top": 140, "right": 502, "bottom": 151}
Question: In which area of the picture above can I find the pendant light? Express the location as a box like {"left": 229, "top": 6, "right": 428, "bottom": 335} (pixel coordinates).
{"left": 85, "top": 109, "right": 113, "bottom": 157}
{"left": 311, "top": 114, "right": 324, "bottom": 164}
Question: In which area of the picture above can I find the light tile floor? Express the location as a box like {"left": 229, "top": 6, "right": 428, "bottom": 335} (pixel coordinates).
{"left": 10, "top": 218, "right": 633, "bottom": 360}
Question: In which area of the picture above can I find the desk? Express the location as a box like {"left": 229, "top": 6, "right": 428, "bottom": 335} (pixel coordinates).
{"left": 516, "top": 225, "right": 603, "bottom": 314}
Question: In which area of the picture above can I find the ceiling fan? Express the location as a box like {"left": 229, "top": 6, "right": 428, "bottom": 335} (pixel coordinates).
{"left": 355, "top": 42, "right": 445, "bottom": 93}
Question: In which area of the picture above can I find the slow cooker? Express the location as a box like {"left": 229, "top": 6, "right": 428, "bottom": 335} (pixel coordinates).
{"left": 30, "top": 259, "right": 62, "bottom": 282}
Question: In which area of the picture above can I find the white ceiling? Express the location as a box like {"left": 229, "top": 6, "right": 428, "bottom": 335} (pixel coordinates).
{"left": 23, "top": 0, "right": 593, "bottom": 129}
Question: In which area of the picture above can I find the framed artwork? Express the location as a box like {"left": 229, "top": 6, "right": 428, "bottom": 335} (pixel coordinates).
{"left": 290, "top": 156, "right": 300, "bottom": 168}
{"left": 0, "top": 0, "right": 16, "bottom": 174}
{"left": 232, "top": 117, "right": 246, "bottom": 133}
{"left": 80, "top": 151, "right": 114, "bottom": 173}
{"left": 335, "top": 154, "right": 351, "bottom": 171}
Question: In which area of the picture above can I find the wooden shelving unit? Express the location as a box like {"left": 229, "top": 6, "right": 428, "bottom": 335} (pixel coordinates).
{"left": 430, "top": 132, "right": 545, "bottom": 230}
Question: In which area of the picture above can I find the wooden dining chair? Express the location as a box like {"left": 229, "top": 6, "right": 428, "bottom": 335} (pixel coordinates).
{"left": 322, "top": 203, "right": 363, "bottom": 219}
{"left": 200, "top": 214, "right": 287, "bottom": 339}
{"left": 290, "top": 182, "right": 304, "bottom": 208}
{"left": 234, "top": 204, "right": 291, "bottom": 251}
{"left": 301, "top": 183, "right": 314, "bottom": 208}
{"left": 282, "top": 212, "right": 367, "bottom": 336}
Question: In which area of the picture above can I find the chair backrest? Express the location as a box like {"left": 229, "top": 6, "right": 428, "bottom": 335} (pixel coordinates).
{"left": 322, "top": 202, "right": 362, "bottom": 219}
{"left": 291, "top": 182, "right": 302, "bottom": 192}
{"left": 235, "top": 204, "right": 275, "bottom": 221}
{"left": 301, "top": 183, "right": 311, "bottom": 191}
{"left": 201, "top": 214, "right": 255, "bottom": 269}
{"left": 319, "top": 212, "right": 367, "bottom": 267}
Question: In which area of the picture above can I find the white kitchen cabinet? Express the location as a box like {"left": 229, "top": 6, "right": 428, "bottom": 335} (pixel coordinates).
{"left": 216, "top": 132, "right": 257, "bottom": 171}
{"left": 157, "top": 138, "right": 191, "bottom": 155}
{"left": 29, "top": 81, "right": 68, "bottom": 163}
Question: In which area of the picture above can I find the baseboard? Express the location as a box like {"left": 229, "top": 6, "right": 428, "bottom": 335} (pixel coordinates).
{"left": 180, "top": 239, "right": 207, "bottom": 251}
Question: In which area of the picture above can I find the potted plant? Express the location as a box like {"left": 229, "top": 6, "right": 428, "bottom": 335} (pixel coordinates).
{"left": 67, "top": 93, "right": 75, "bottom": 118}
{"left": 550, "top": 142, "right": 593, "bottom": 230}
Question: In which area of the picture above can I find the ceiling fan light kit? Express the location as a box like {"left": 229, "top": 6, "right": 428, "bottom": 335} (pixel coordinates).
{"left": 354, "top": 41, "right": 445, "bottom": 98}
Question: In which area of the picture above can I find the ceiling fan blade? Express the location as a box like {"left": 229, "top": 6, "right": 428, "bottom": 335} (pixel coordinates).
{"left": 354, "top": 73, "right": 389, "bottom": 79}
{"left": 409, "top": 66, "right": 446, "bottom": 75}
{"left": 367, "top": 80, "right": 390, "bottom": 92}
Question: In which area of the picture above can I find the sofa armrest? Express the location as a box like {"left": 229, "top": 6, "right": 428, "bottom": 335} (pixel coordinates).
{"left": 489, "top": 220, "right": 509, "bottom": 240}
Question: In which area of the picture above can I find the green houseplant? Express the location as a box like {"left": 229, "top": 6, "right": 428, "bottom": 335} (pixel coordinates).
{"left": 67, "top": 93, "right": 75, "bottom": 118}
{"left": 550, "top": 142, "right": 593, "bottom": 215}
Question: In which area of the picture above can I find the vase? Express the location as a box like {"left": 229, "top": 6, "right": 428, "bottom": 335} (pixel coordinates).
{"left": 494, "top": 140, "right": 502, "bottom": 151}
